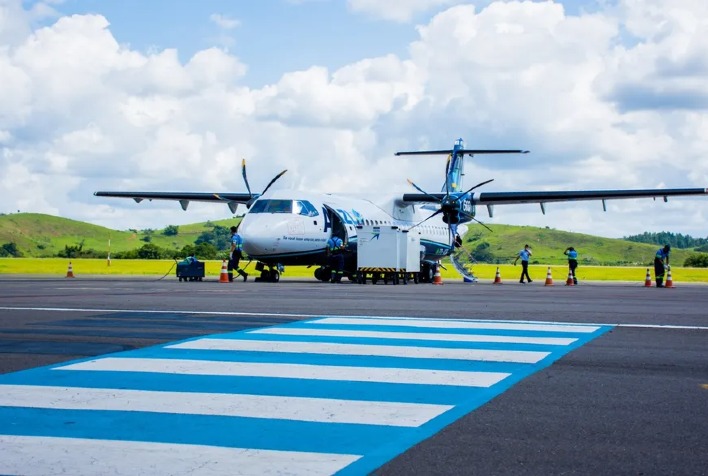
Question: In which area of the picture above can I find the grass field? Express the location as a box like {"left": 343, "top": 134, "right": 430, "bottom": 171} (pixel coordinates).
{"left": 2, "top": 258, "right": 707, "bottom": 283}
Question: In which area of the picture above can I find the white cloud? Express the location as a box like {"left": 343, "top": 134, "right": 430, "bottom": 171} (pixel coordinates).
{"left": 209, "top": 13, "right": 240, "bottom": 30}
{"left": 0, "top": 0, "right": 707, "bottom": 238}
{"left": 348, "top": 0, "right": 462, "bottom": 22}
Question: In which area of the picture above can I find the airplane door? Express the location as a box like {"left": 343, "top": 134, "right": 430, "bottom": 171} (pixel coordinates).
{"left": 323, "top": 205, "right": 349, "bottom": 243}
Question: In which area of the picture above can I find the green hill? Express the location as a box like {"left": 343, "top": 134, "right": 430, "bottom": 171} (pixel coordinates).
{"left": 458, "top": 224, "right": 698, "bottom": 266}
{"left": 0, "top": 213, "right": 704, "bottom": 266}
{"left": 0, "top": 213, "right": 239, "bottom": 257}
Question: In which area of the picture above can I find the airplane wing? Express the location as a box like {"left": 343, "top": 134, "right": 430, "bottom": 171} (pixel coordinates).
{"left": 93, "top": 191, "right": 255, "bottom": 213}
{"left": 402, "top": 187, "right": 708, "bottom": 214}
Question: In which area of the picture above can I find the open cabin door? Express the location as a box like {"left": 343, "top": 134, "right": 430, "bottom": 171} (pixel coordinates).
{"left": 323, "top": 205, "right": 350, "bottom": 244}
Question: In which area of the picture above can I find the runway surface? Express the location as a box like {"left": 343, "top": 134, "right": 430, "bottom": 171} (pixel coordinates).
{"left": 0, "top": 276, "right": 706, "bottom": 475}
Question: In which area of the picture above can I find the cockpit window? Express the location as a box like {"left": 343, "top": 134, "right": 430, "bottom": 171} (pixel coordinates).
{"left": 249, "top": 199, "right": 293, "bottom": 214}
{"left": 249, "top": 199, "right": 319, "bottom": 216}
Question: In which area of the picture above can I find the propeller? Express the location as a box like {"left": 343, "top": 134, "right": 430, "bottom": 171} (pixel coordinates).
{"left": 241, "top": 159, "right": 288, "bottom": 208}
{"left": 408, "top": 178, "right": 495, "bottom": 239}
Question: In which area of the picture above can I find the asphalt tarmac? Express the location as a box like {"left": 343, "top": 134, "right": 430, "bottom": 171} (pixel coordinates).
{"left": 0, "top": 275, "right": 706, "bottom": 475}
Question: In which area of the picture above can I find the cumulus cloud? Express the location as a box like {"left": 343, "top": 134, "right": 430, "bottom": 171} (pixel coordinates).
{"left": 348, "top": 0, "right": 463, "bottom": 22}
{"left": 1, "top": 0, "right": 707, "bottom": 238}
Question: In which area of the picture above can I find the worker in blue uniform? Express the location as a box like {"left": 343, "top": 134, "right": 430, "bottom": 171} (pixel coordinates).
{"left": 513, "top": 244, "right": 533, "bottom": 283}
{"left": 654, "top": 244, "right": 670, "bottom": 288}
{"left": 326, "top": 235, "right": 346, "bottom": 283}
{"left": 228, "top": 225, "right": 248, "bottom": 282}
{"left": 564, "top": 246, "right": 579, "bottom": 285}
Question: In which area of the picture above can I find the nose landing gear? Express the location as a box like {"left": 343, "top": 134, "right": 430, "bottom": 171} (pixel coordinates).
{"left": 254, "top": 262, "right": 282, "bottom": 282}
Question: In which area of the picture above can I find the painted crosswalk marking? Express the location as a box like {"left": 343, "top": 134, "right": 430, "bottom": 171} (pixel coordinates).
{"left": 167, "top": 338, "right": 551, "bottom": 363}
{"left": 0, "top": 316, "right": 612, "bottom": 475}
{"left": 249, "top": 326, "right": 578, "bottom": 345}
{"left": 56, "top": 357, "right": 510, "bottom": 386}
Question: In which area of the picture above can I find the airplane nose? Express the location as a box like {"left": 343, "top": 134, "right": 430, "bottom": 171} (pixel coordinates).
{"left": 240, "top": 217, "right": 281, "bottom": 255}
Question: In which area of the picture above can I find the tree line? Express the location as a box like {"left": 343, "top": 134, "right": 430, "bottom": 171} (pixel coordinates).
{"left": 623, "top": 231, "right": 708, "bottom": 251}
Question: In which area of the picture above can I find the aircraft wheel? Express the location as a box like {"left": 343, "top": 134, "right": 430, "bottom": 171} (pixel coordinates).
{"left": 270, "top": 269, "right": 280, "bottom": 282}
{"left": 314, "top": 268, "right": 322, "bottom": 281}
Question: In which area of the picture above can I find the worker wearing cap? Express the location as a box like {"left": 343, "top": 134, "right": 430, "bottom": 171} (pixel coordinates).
{"left": 654, "top": 244, "right": 670, "bottom": 288}
{"left": 564, "top": 246, "right": 579, "bottom": 285}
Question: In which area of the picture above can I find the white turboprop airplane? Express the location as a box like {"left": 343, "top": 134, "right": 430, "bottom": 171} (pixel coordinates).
{"left": 95, "top": 138, "right": 707, "bottom": 282}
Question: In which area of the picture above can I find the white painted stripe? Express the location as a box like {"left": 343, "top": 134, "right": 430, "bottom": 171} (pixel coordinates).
{"left": 0, "top": 385, "right": 451, "bottom": 427}
{"left": 249, "top": 327, "right": 577, "bottom": 346}
{"left": 1, "top": 307, "right": 706, "bottom": 330}
{"left": 0, "top": 435, "right": 359, "bottom": 476}
{"left": 55, "top": 357, "right": 510, "bottom": 387}
{"left": 312, "top": 317, "right": 601, "bottom": 333}
{"left": 167, "top": 338, "right": 550, "bottom": 363}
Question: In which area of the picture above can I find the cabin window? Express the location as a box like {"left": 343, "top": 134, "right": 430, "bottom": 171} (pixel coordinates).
{"left": 295, "top": 200, "right": 319, "bottom": 217}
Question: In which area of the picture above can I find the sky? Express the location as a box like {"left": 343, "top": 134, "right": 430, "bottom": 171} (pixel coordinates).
{"left": 1, "top": 0, "right": 707, "bottom": 238}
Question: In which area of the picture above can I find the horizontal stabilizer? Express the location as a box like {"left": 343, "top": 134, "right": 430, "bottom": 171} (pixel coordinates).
{"left": 396, "top": 149, "right": 529, "bottom": 156}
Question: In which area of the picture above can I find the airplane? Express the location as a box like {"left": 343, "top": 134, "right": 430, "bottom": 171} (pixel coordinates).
{"left": 94, "top": 138, "right": 708, "bottom": 283}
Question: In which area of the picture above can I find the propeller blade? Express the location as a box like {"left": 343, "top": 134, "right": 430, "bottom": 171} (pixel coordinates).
{"left": 461, "top": 178, "right": 494, "bottom": 196}
{"left": 411, "top": 209, "right": 443, "bottom": 229}
{"left": 241, "top": 159, "right": 252, "bottom": 198}
{"left": 261, "top": 169, "right": 288, "bottom": 196}
{"left": 407, "top": 179, "right": 442, "bottom": 203}
{"left": 471, "top": 216, "right": 494, "bottom": 232}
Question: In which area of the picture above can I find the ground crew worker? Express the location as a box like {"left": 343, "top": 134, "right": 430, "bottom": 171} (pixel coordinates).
{"left": 326, "top": 235, "right": 346, "bottom": 283}
{"left": 513, "top": 244, "right": 533, "bottom": 283}
{"left": 564, "top": 246, "right": 579, "bottom": 285}
{"left": 228, "top": 225, "right": 248, "bottom": 282}
{"left": 654, "top": 244, "right": 670, "bottom": 288}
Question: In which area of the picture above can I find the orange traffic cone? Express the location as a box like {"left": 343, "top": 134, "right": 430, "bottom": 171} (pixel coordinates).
{"left": 65, "top": 261, "right": 75, "bottom": 278}
{"left": 644, "top": 268, "right": 652, "bottom": 287}
{"left": 565, "top": 269, "right": 574, "bottom": 286}
{"left": 432, "top": 265, "right": 443, "bottom": 285}
{"left": 219, "top": 260, "right": 229, "bottom": 283}
{"left": 544, "top": 267, "right": 554, "bottom": 286}
{"left": 493, "top": 267, "right": 503, "bottom": 284}
{"left": 665, "top": 266, "right": 674, "bottom": 288}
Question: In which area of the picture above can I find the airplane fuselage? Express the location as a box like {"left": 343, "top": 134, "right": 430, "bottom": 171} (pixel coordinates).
{"left": 239, "top": 189, "right": 460, "bottom": 273}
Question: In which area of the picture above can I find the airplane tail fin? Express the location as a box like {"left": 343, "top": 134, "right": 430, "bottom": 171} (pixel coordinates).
{"left": 395, "top": 138, "right": 528, "bottom": 193}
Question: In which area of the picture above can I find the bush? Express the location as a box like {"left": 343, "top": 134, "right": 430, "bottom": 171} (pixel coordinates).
{"left": 684, "top": 253, "right": 708, "bottom": 268}
{"left": 0, "top": 242, "right": 23, "bottom": 257}
{"left": 163, "top": 225, "right": 179, "bottom": 236}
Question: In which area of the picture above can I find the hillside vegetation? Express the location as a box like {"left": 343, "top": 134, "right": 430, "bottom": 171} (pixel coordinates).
{"left": 0, "top": 213, "right": 706, "bottom": 267}
{"left": 458, "top": 224, "right": 699, "bottom": 266}
{"left": 0, "top": 213, "right": 239, "bottom": 258}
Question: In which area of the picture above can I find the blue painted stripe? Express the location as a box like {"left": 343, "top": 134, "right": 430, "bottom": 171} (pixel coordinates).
{"left": 0, "top": 407, "right": 405, "bottom": 455}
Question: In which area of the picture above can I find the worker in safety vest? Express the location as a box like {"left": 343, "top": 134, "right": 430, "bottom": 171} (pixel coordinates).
{"left": 326, "top": 235, "right": 346, "bottom": 283}
{"left": 654, "top": 244, "right": 670, "bottom": 288}
{"left": 564, "top": 246, "right": 579, "bottom": 285}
